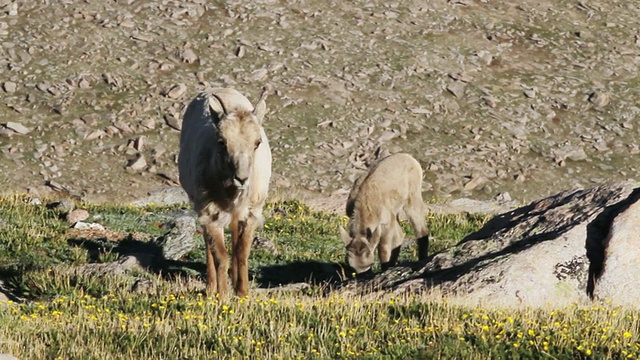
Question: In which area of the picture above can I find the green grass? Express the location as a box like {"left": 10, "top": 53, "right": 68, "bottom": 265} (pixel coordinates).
{"left": 1, "top": 195, "right": 639, "bottom": 359}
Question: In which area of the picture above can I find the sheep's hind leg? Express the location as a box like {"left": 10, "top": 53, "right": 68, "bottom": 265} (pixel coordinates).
{"left": 203, "top": 223, "right": 229, "bottom": 296}
{"left": 232, "top": 216, "right": 257, "bottom": 297}
{"left": 405, "top": 194, "right": 430, "bottom": 260}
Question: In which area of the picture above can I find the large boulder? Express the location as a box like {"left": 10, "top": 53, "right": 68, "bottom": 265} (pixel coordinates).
{"left": 342, "top": 181, "right": 640, "bottom": 308}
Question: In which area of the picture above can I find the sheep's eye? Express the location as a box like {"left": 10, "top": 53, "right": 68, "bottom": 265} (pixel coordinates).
{"left": 218, "top": 139, "right": 226, "bottom": 146}
{"left": 254, "top": 140, "right": 261, "bottom": 149}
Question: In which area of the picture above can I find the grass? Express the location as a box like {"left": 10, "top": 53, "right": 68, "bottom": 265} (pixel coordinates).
{"left": 1, "top": 195, "right": 639, "bottom": 359}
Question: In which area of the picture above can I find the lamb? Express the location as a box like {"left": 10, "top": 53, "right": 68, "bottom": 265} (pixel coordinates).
{"left": 339, "top": 153, "right": 430, "bottom": 274}
{"left": 178, "top": 86, "right": 272, "bottom": 297}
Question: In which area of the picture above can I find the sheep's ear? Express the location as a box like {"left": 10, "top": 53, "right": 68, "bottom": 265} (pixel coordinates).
{"left": 208, "top": 95, "right": 225, "bottom": 116}
{"left": 253, "top": 100, "right": 267, "bottom": 124}
{"left": 339, "top": 226, "right": 351, "bottom": 246}
{"left": 253, "top": 84, "right": 272, "bottom": 124}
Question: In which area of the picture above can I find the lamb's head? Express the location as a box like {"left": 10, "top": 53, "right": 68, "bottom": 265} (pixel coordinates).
{"left": 339, "top": 226, "right": 378, "bottom": 274}
{"left": 216, "top": 111, "right": 263, "bottom": 190}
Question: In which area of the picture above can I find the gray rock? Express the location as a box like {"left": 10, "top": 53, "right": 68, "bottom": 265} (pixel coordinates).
{"left": 7, "top": 2, "right": 17, "bottom": 16}
{"left": 341, "top": 181, "right": 640, "bottom": 308}
{"left": 0, "top": 354, "right": 18, "bottom": 360}
{"left": 126, "top": 154, "right": 147, "bottom": 172}
{"left": 446, "top": 81, "right": 466, "bottom": 98}
{"left": 73, "top": 222, "right": 105, "bottom": 230}
{"left": 66, "top": 209, "right": 90, "bottom": 224}
{"left": 164, "top": 113, "right": 182, "bottom": 131}
{"left": 154, "top": 211, "right": 197, "bottom": 260}
{"left": 589, "top": 91, "right": 610, "bottom": 107}
{"left": 5, "top": 122, "right": 30, "bottom": 135}
{"left": 48, "top": 199, "right": 74, "bottom": 212}
{"left": 523, "top": 88, "right": 537, "bottom": 98}
{"left": 28, "top": 198, "right": 42, "bottom": 206}
{"left": 2, "top": 81, "right": 16, "bottom": 93}
{"left": 130, "top": 186, "right": 189, "bottom": 207}
{"left": 252, "top": 236, "right": 279, "bottom": 255}
{"left": 181, "top": 48, "right": 198, "bottom": 63}
{"left": 163, "top": 84, "right": 187, "bottom": 99}
{"left": 76, "top": 254, "right": 152, "bottom": 276}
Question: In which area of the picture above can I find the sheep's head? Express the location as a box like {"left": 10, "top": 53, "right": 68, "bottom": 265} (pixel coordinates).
{"left": 209, "top": 87, "right": 270, "bottom": 191}
{"left": 339, "top": 225, "right": 378, "bottom": 274}
{"left": 216, "top": 111, "right": 263, "bottom": 190}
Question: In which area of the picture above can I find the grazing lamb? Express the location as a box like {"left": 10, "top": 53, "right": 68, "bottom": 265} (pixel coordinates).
{"left": 178, "top": 86, "right": 272, "bottom": 297}
{"left": 339, "top": 153, "right": 430, "bottom": 274}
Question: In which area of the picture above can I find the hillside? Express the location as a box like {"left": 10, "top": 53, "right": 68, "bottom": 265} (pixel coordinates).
{"left": 2, "top": 1, "right": 639, "bottom": 205}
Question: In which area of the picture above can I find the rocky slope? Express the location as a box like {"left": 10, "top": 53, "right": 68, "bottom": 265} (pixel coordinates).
{"left": 1, "top": 0, "right": 639, "bottom": 205}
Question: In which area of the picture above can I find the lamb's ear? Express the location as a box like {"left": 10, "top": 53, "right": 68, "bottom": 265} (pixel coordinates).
{"left": 339, "top": 226, "right": 351, "bottom": 246}
{"left": 253, "top": 84, "right": 272, "bottom": 124}
{"left": 208, "top": 95, "right": 225, "bottom": 117}
{"left": 366, "top": 226, "right": 381, "bottom": 241}
{"left": 365, "top": 227, "right": 373, "bottom": 240}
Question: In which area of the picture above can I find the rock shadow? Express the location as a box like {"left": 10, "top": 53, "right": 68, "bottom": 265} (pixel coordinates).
{"left": 585, "top": 188, "right": 640, "bottom": 298}
{"left": 254, "top": 260, "right": 350, "bottom": 289}
{"left": 419, "top": 189, "right": 592, "bottom": 286}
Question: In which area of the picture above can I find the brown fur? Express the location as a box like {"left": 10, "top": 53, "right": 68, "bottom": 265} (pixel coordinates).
{"left": 179, "top": 87, "right": 271, "bottom": 297}
{"left": 340, "top": 153, "right": 430, "bottom": 273}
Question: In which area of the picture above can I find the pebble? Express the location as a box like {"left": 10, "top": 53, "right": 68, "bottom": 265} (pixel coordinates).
{"left": 5, "top": 122, "right": 30, "bottom": 135}
{"left": 164, "top": 114, "right": 182, "bottom": 131}
{"left": 163, "top": 84, "right": 187, "bottom": 99}
{"left": 446, "top": 81, "right": 466, "bottom": 98}
{"left": 588, "top": 91, "right": 610, "bottom": 107}
{"left": 73, "top": 222, "right": 105, "bottom": 231}
{"left": 181, "top": 48, "right": 198, "bottom": 63}
{"left": 66, "top": 209, "right": 90, "bottom": 224}
{"left": 2, "top": 81, "right": 16, "bottom": 93}
{"left": 8, "top": 3, "right": 17, "bottom": 16}
{"left": 49, "top": 199, "right": 74, "bottom": 212}
{"left": 126, "top": 154, "right": 147, "bottom": 172}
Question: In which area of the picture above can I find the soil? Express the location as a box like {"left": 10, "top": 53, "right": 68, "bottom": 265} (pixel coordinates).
{"left": 1, "top": 1, "right": 639, "bottom": 207}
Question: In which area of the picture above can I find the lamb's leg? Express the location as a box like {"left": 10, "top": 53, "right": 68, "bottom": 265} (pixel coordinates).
{"left": 405, "top": 192, "right": 430, "bottom": 260}
{"left": 379, "top": 221, "right": 402, "bottom": 272}
{"left": 233, "top": 216, "right": 256, "bottom": 297}
{"left": 203, "top": 223, "right": 229, "bottom": 296}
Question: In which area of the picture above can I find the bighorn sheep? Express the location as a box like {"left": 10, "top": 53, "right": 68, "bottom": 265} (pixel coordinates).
{"left": 178, "top": 86, "right": 272, "bottom": 297}
{"left": 339, "top": 153, "right": 430, "bottom": 274}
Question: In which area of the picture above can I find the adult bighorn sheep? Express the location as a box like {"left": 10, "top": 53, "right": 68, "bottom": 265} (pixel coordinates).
{"left": 178, "top": 86, "right": 272, "bottom": 297}
{"left": 339, "top": 153, "right": 430, "bottom": 274}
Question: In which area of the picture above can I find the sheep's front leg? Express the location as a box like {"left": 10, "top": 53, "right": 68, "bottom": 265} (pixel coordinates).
{"left": 203, "top": 223, "right": 229, "bottom": 296}
{"left": 231, "top": 217, "right": 256, "bottom": 297}
{"left": 379, "top": 222, "right": 402, "bottom": 272}
{"left": 230, "top": 218, "right": 240, "bottom": 290}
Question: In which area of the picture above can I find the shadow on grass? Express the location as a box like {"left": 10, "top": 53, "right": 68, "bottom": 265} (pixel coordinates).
{"left": 66, "top": 236, "right": 206, "bottom": 280}
{"left": 66, "top": 235, "right": 355, "bottom": 291}
{"left": 254, "top": 260, "right": 351, "bottom": 289}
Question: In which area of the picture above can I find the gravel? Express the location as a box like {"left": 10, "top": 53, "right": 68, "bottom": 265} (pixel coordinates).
{"left": 0, "top": 0, "right": 639, "bottom": 206}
